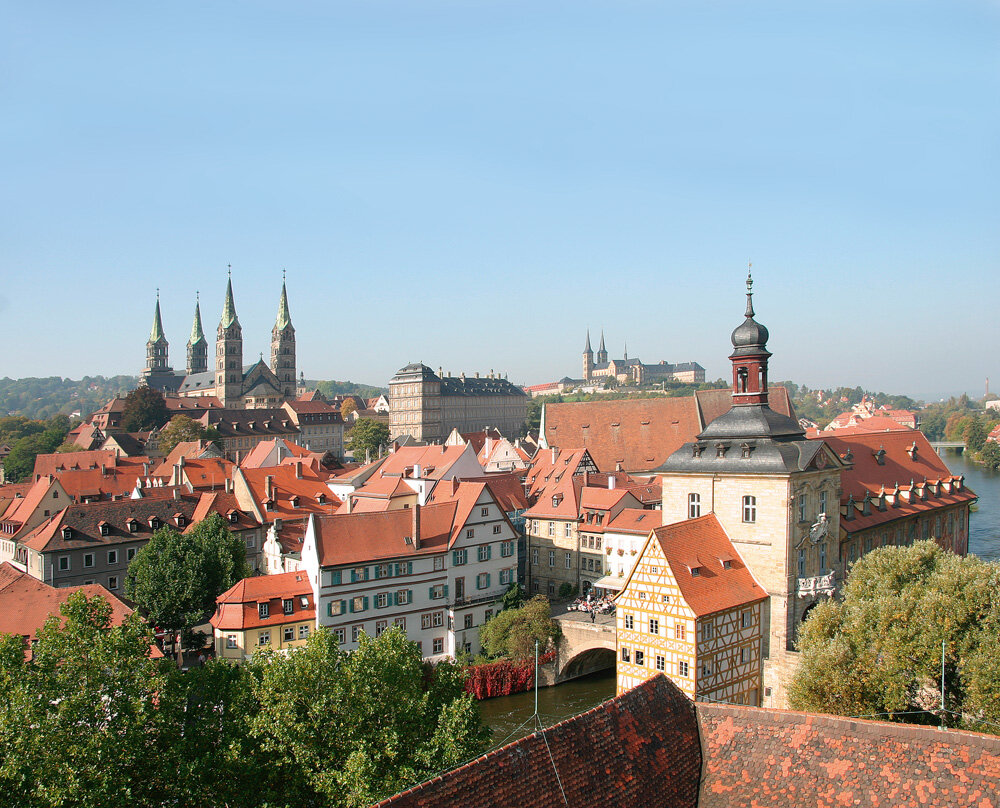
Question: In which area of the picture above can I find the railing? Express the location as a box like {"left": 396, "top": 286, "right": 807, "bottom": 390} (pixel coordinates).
{"left": 452, "top": 593, "right": 500, "bottom": 608}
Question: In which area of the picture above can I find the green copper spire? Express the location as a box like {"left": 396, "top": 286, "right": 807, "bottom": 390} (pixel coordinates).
{"left": 275, "top": 275, "right": 292, "bottom": 330}
{"left": 189, "top": 294, "right": 206, "bottom": 344}
{"left": 149, "top": 292, "right": 166, "bottom": 344}
{"left": 220, "top": 271, "right": 239, "bottom": 329}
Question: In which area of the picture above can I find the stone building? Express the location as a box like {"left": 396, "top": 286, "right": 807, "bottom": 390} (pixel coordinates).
{"left": 581, "top": 330, "right": 705, "bottom": 385}
{"left": 388, "top": 364, "right": 527, "bottom": 444}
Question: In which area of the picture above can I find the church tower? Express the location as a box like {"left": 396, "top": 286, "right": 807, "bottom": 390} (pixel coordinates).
{"left": 186, "top": 294, "right": 208, "bottom": 375}
{"left": 597, "top": 331, "right": 608, "bottom": 365}
{"left": 215, "top": 272, "right": 244, "bottom": 408}
{"left": 583, "top": 330, "right": 594, "bottom": 380}
{"left": 270, "top": 275, "right": 297, "bottom": 399}
{"left": 144, "top": 293, "right": 172, "bottom": 377}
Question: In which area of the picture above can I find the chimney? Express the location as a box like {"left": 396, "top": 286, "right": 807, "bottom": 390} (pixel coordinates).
{"left": 608, "top": 475, "right": 616, "bottom": 491}
{"left": 451, "top": 477, "right": 459, "bottom": 496}
{"left": 295, "top": 460, "right": 303, "bottom": 479}
{"left": 583, "top": 469, "right": 589, "bottom": 487}
{"left": 551, "top": 446, "right": 557, "bottom": 464}
{"left": 484, "top": 437, "right": 492, "bottom": 458}
{"left": 173, "top": 486, "right": 180, "bottom": 501}
{"left": 475, "top": 371, "right": 480, "bottom": 378}
{"left": 265, "top": 475, "right": 274, "bottom": 499}
{"left": 412, "top": 502, "right": 421, "bottom": 550}
{"left": 413, "top": 463, "right": 421, "bottom": 479}
{"left": 143, "top": 462, "right": 150, "bottom": 476}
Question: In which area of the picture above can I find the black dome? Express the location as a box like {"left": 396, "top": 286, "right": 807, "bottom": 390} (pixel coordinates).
{"left": 731, "top": 316, "right": 769, "bottom": 350}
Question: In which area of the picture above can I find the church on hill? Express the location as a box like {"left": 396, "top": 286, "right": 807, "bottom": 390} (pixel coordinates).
{"left": 141, "top": 274, "right": 302, "bottom": 409}
{"left": 582, "top": 330, "right": 705, "bottom": 385}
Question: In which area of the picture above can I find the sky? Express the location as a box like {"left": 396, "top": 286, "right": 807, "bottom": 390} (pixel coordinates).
{"left": 1, "top": 1, "right": 997, "bottom": 403}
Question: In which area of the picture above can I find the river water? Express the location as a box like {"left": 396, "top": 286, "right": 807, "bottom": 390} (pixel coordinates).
{"left": 479, "top": 449, "right": 1000, "bottom": 742}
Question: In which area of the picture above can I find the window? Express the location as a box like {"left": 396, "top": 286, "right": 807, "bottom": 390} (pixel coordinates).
{"left": 466, "top": 528, "right": 475, "bottom": 539}
{"left": 620, "top": 647, "right": 631, "bottom": 663}
{"left": 741, "top": 610, "right": 751, "bottom": 628}
{"left": 649, "top": 618, "right": 659, "bottom": 635}
{"left": 500, "top": 568, "right": 512, "bottom": 585}
{"left": 454, "top": 549, "right": 468, "bottom": 565}
{"left": 674, "top": 623, "right": 686, "bottom": 641}
{"left": 375, "top": 563, "right": 390, "bottom": 578}
{"left": 258, "top": 631, "right": 270, "bottom": 646}
{"left": 548, "top": 523, "right": 555, "bottom": 537}
{"left": 127, "top": 547, "right": 136, "bottom": 561}
{"left": 328, "top": 600, "right": 344, "bottom": 616}
{"left": 688, "top": 493, "right": 701, "bottom": 519}
{"left": 742, "top": 495, "right": 756, "bottom": 523}
{"left": 624, "top": 614, "right": 634, "bottom": 630}
{"left": 481, "top": 507, "right": 489, "bottom": 517}
{"left": 352, "top": 626, "right": 361, "bottom": 643}
{"left": 258, "top": 603, "right": 269, "bottom": 619}
{"left": 820, "top": 490, "right": 828, "bottom": 515}
{"left": 58, "top": 556, "right": 70, "bottom": 572}
{"left": 501, "top": 540, "right": 513, "bottom": 557}
{"left": 798, "top": 495, "right": 807, "bottom": 523}
{"left": 819, "top": 543, "right": 826, "bottom": 572}
{"left": 661, "top": 594, "right": 670, "bottom": 603}
{"left": 532, "top": 549, "right": 539, "bottom": 566}
{"left": 375, "top": 620, "right": 388, "bottom": 637}
{"left": 283, "top": 627, "right": 295, "bottom": 642}
{"left": 702, "top": 662, "right": 713, "bottom": 677}
{"left": 493, "top": 524, "right": 502, "bottom": 534}
{"left": 334, "top": 628, "right": 346, "bottom": 645}
{"left": 655, "top": 655, "right": 665, "bottom": 671}
{"left": 701, "top": 622, "right": 713, "bottom": 641}
{"left": 283, "top": 599, "right": 294, "bottom": 615}
{"left": 430, "top": 584, "right": 445, "bottom": 600}
{"left": 376, "top": 593, "right": 389, "bottom": 608}
{"left": 476, "top": 572, "right": 490, "bottom": 590}
{"left": 245, "top": 536, "right": 255, "bottom": 549}
{"left": 478, "top": 544, "right": 491, "bottom": 562}
{"left": 635, "top": 650, "right": 644, "bottom": 666}
{"left": 107, "top": 576, "right": 118, "bottom": 591}
{"left": 352, "top": 596, "right": 366, "bottom": 612}
{"left": 107, "top": 549, "right": 118, "bottom": 565}
{"left": 397, "top": 589, "right": 410, "bottom": 605}
{"left": 432, "top": 638, "right": 443, "bottom": 654}
{"left": 432, "top": 611, "right": 444, "bottom": 628}
{"left": 797, "top": 548, "right": 805, "bottom": 577}
{"left": 740, "top": 647, "right": 749, "bottom": 664}
{"left": 394, "top": 617, "right": 406, "bottom": 630}
{"left": 353, "top": 566, "right": 366, "bottom": 581}
{"left": 226, "top": 634, "right": 237, "bottom": 649}
{"left": 421, "top": 613, "right": 432, "bottom": 630}
{"left": 84, "top": 553, "right": 95, "bottom": 568}
{"left": 434, "top": 556, "right": 445, "bottom": 571}
{"left": 464, "top": 613, "right": 474, "bottom": 629}
{"left": 564, "top": 552, "right": 572, "bottom": 569}
{"left": 563, "top": 523, "right": 572, "bottom": 538}
{"left": 548, "top": 551, "right": 555, "bottom": 568}
{"left": 678, "top": 660, "right": 689, "bottom": 677}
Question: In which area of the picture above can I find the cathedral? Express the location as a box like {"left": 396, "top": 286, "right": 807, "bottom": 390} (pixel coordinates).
{"left": 141, "top": 275, "right": 301, "bottom": 409}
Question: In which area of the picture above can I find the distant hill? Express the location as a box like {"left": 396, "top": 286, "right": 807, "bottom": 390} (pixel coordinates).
{"left": 0, "top": 376, "right": 138, "bottom": 420}
{"left": 0, "top": 375, "right": 388, "bottom": 421}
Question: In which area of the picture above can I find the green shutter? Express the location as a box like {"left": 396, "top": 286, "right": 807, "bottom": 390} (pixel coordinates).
{"left": 443, "top": 584, "right": 449, "bottom": 599}
{"left": 452, "top": 550, "right": 460, "bottom": 565}
{"left": 350, "top": 570, "right": 357, "bottom": 583}
{"left": 374, "top": 566, "right": 381, "bottom": 579}
{"left": 407, "top": 589, "right": 413, "bottom": 605}
{"left": 486, "top": 573, "right": 491, "bottom": 589}
{"left": 340, "top": 600, "right": 346, "bottom": 615}
{"left": 349, "top": 599, "right": 355, "bottom": 613}
{"left": 327, "top": 601, "right": 333, "bottom": 617}
{"left": 487, "top": 544, "right": 492, "bottom": 560}
{"left": 428, "top": 586, "right": 435, "bottom": 600}
{"left": 332, "top": 570, "right": 342, "bottom": 585}
{"left": 363, "top": 596, "right": 369, "bottom": 611}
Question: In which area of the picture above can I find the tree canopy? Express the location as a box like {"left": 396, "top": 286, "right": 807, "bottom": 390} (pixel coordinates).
{"left": 346, "top": 417, "right": 389, "bottom": 462}
{"left": 0, "top": 415, "right": 70, "bottom": 482}
{"left": 479, "top": 595, "right": 561, "bottom": 660}
{"left": 340, "top": 398, "right": 358, "bottom": 419}
{"left": 789, "top": 541, "right": 1000, "bottom": 734}
{"left": 156, "top": 414, "right": 222, "bottom": 455}
{"left": 124, "top": 512, "right": 250, "bottom": 638}
{"left": 120, "top": 386, "right": 169, "bottom": 432}
{"left": 0, "top": 596, "right": 490, "bottom": 808}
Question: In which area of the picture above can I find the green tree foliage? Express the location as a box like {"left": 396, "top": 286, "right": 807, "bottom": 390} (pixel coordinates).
{"left": 120, "top": 386, "right": 170, "bottom": 432}
{"left": 979, "top": 440, "right": 1000, "bottom": 471}
{"left": 156, "top": 414, "right": 222, "bottom": 455}
{"left": 1, "top": 415, "right": 70, "bottom": 482}
{"left": 789, "top": 542, "right": 1000, "bottom": 733}
{"left": 346, "top": 417, "right": 390, "bottom": 462}
{"left": 0, "top": 598, "right": 487, "bottom": 808}
{"left": 479, "top": 595, "right": 561, "bottom": 661}
{"left": 0, "top": 375, "right": 136, "bottom": 420}
{"left": 314, "top": 379, "right": 386, "bottom": 400}
{"left": 249, "top": 627, "right": 489, "bottom": 807}
{"left": 501, "top": 582, "right": 526, "bottom": 611}
{"left": 124, "top": 513, "right": 250, "bottom": 636}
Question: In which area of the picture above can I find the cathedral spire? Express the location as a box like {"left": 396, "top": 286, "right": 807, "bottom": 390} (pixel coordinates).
{"left": 220, "top": 272, "right": 239, "bottom": 329}
{"left": 189, "top": 293, "right": 205, "bottom": 344}
{"left": 275, "top": 273, "right": 292, "bottom": 331}
{"left": 584, "top": 329, "right": 593, "bottom": 354}
{"left": 149, "top": 291, "right": 166, "bottom": 344}
{"left": 599, "top": 331, "right": 606, "bottom": 353}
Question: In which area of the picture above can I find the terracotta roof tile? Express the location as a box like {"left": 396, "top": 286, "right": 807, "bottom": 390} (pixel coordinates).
{"left": 210, "top": 569, "right": 314, "bottom": 631}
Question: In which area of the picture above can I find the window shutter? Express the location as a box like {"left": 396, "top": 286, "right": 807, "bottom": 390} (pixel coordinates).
{"left": 349, "top": 599, "right": 355, "bottom": 613}
{"left": 487, "top": 545, "right": 492, "bottom": 560}
{"left": 407, "top": 589, "right": 413, "bottom": 605}
{"left": 428, "top": 586, "right": 434, "bottom": 600}
{"left": 374, "top": 566, "right": 381, "bottom": 579}
{"left": 363, "top": 596, "right": 369, "bottom": 610}
{"left": 332, "top": 570, "right": 341, "bottom": 585}
{"left": 406, "top": 562, "right": 413, "bottom": 574}
{"left": 340, "top": 600, "right": 346, "bottom": 615}
{"left": 452, "top": 551, "right": 459, "bottom": 565}
{"left": 350, "top": 570, "right": 357, "bottom": 583}
{"left": 486, "top": 573, "right": 491, "bottom": 589}
{"left": 443, "top": 584, "right": 449, "bottom": 598}
{"left": 327, "top": 601, "right": 333, "bottom": 617}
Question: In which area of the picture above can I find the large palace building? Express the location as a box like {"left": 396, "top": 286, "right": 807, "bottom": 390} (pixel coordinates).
{"left": 141, "top": 274, "right": 301, "bottom": 409}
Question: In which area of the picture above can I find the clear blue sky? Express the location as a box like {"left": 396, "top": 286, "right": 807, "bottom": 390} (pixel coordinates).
{"left": 1, "top": 1, "right": 997, "bottom": 402}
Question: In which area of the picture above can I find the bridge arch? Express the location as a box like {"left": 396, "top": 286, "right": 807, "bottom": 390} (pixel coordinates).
{"left": 560, "top": 646, "right": 616, "bottom": 681}
{"left": 553, "top": 615, "right": 617, "bottom": 683}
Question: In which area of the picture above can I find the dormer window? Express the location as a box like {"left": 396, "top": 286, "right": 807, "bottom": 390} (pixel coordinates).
{"left": 317, "top": 494, "right": 326, "bottom": 505}
{"left": 127, "top": 519, "right": 138, "bottom": 533}
{"left": 290, "top": 496, "right": 300, "bottom": 508}
{"left": 174, "top": 514, "right": 186, "bottom": 527}
{"left": 62, "top": 526, "right": 73, "bottom": 540}
{"left": 692, "top": 443, "right": 705, "bottom": 458}
{"left": 716, "top": 443, "right": 728, "bottom": 458}
{"left": 149, "top": 517, "right": 160, "bottom": 530}
{"left": 229, "top": 510, "right": 240, "bottom": 523}
{"left": 740, "top": 442, "right": 755, "bottom": 459}
{"left": 873, "top": 447, "right": 886, "bottom": 466}
{"left": 98, "top": 521, "right": 110, "bottom": 537}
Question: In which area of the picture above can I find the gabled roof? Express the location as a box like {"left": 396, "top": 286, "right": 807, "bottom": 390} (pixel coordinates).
{"left": 523, "top": 477, "right": 582, "bottom": 520}
{"left": 642, "top": 514, "right": 768, "bottom": 617}
{"left": 210, "top": 569, "right": 313, "bottom": 632}
{"left": 579, "top": 486, "right": 633, "bottom": 511}
{"left": 239, "top": 465, "right": 339, "bottom": 523}
{"left": 239, "top": 438, "right": 314, "bottom": 470}
{"left": 1, "top": 476, "right": 63, "bottom": 527}
{"left": 310, "top": 503, "right": 457, "bottom": 567}
{"left": 187, "top": 492, "right": 259, "bottom": 532}
{"left": 605, "top": 507, "right": 658, "bottom": 534}
{"left": 523, "top": 448, "right": 595, "bottom": 498}
{"left": 463, "top": 472, "right": 530, "bottom": 513}
{"left": 152, "top": 440, "right": 220, "bottom": 476}
{"left": 377, "top": 444, "right": 478, "bottom": 480}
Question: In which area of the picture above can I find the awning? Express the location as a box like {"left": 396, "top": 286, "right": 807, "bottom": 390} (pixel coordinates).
{"left": 592, "top": 575, "right": 625, "bottom": 591}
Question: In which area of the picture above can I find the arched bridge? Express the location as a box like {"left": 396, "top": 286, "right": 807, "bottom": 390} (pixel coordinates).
{"left": 551, "top": 611, "right": 617, "bottom": 683}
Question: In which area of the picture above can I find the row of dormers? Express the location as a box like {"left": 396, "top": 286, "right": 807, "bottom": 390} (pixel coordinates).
{"left": 843, "top": 476, "right": 965, "bottom": 519}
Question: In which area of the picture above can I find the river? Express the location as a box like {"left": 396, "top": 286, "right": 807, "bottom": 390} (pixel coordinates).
{"left": 479, "top": 449, "right": 1000, "bottom": 742}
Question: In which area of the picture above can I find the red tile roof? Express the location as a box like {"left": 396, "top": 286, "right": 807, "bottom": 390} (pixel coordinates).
{"left": 523, "top": 448, "right": 595, "bottom": 498}
{"left": 644, "top": 514, "right": 767, "bottom": 618}
{"left": 374, "top": 675, "right": 702, "bottom": 808}
{"left": 606, "top": 507, "right": 658, "bottom": 534}
{"left": 151, "top": 441, "right": 220, "bottom": 477}
{"left": 697, "top": 703, "right": 1000, "bottom": 808}
{"left": 463, "top": 472, "right": 530, "bottom": 513}
{"left": 210, "top": 570, "right": 314, "bottom": 631}
{"left": 238, "top": 438, "right": 314, "bottom": 470}
{"left": 376, "top": 444, "right": 477, "bottom": 480}
{"left": 310, "top": 503, "right": 458, "bottom": 567}
{"left": 523, "top": 477, "right": 582, "bottom": 520}
{"left": 239, "top": 465, "right": 339, "bottom": 523}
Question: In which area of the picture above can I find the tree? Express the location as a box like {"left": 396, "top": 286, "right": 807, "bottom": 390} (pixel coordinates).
{"left": 124, "top": 512, "right": 250, "bottom": 639}
{"left": 479, "top": 595, "right": 561, "bottom": 660}
{"left": 346, "top": 417, "right": 389, "bottom": 462}
{"left": 340, "top": 397, "right": 358, "bottom": 419}
{"left": 249, "top": 627, "right": 490, "bottom": 807}
{"left": 789, "top": 541, "right": 1000, "bottom": 733}
{"left": 120, "top": 386, "right": 169, "bottom": 432}
{"left": 156, "top": 414, "right": 221, "bottom": 455}
{"left": 979, "top": 440, "right": 1000, "bottom": 471}
{"left": 1, "top": 424, "right": 67, "bottom": 482}
{"left": 500, "top": 582, "right": 525, "bottom": 611}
